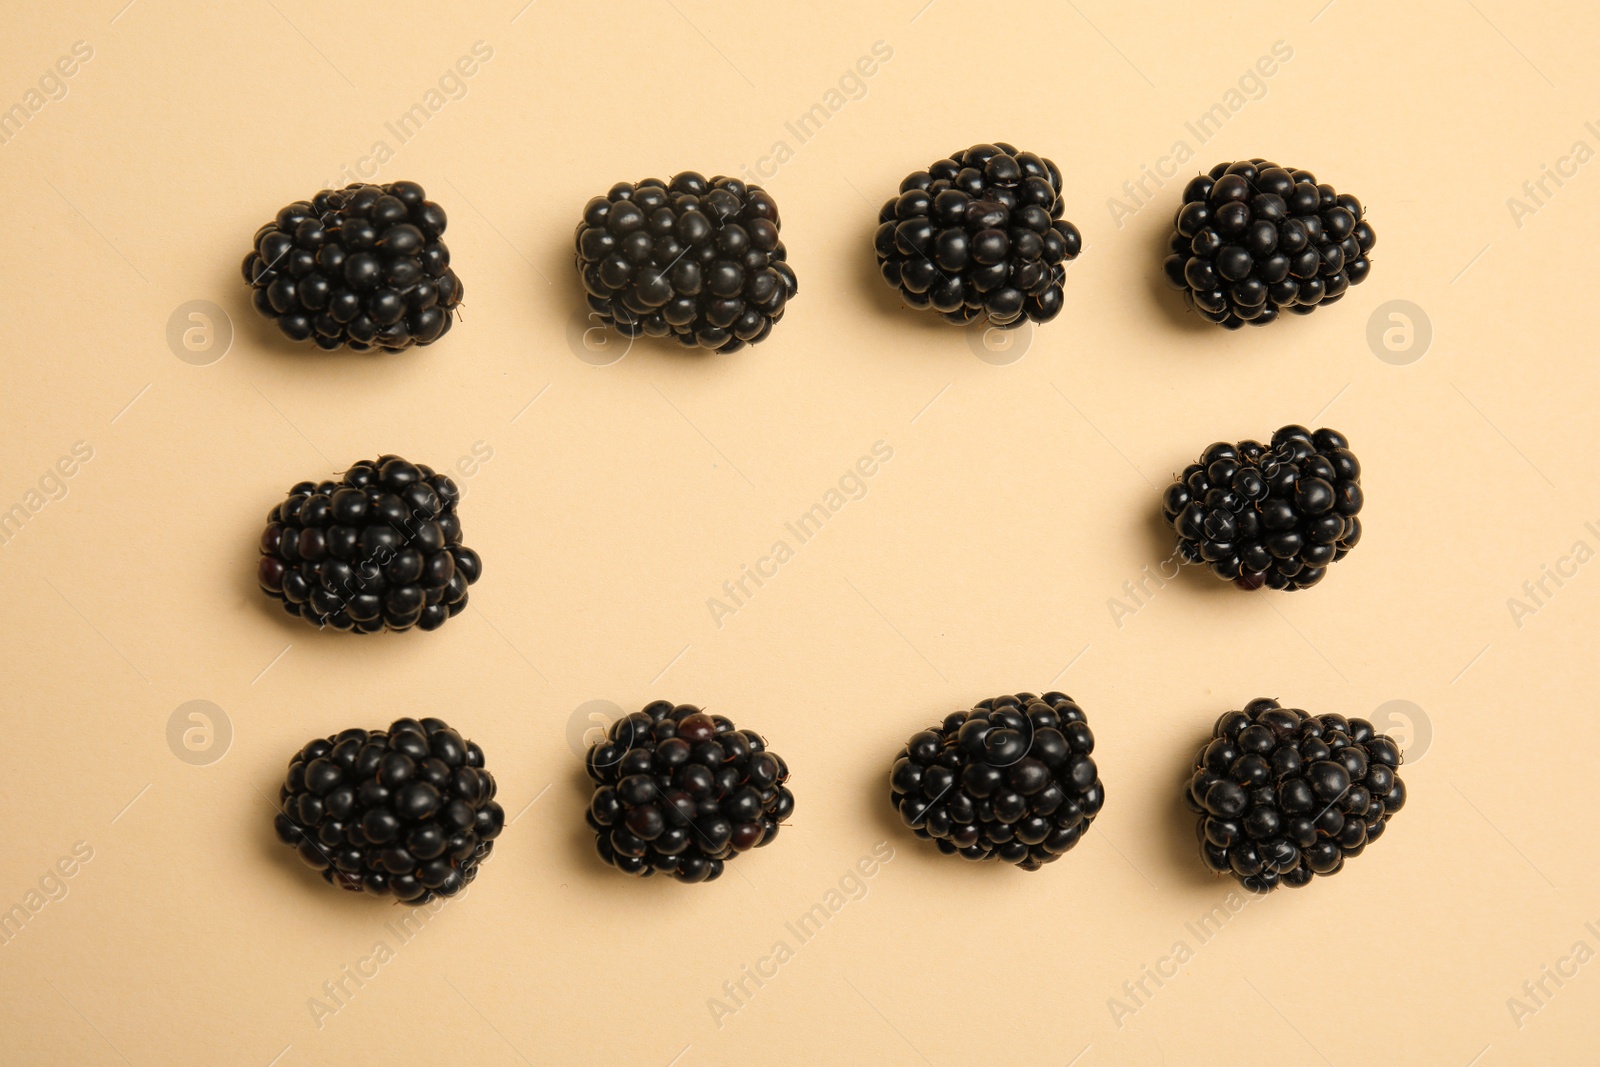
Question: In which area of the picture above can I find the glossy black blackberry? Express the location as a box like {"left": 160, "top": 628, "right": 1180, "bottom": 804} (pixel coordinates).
{"left": 242, "top": 181, "right": 462, "bottom": 352}
{"left": 273, "top": 718, "right": 505, "bottom": 903}
{"left": 1161, "top": 160, "right": 1375, "bottom": 329}
{"left": 257, "top": 455, "right": 482, "bottom": 633}
{"left": 874, "top": 143, "right": 1081, "bottom": 329}
{"left": 1162, "top": 425, "right": 1363, "bottom": 591}
{"left": 1185, "top": 698, "right": 1406, "bottom": 893}
{"left": 574, "top": 173, "right": 797, "bottom": 353}
{"left": 585, "top": 701, "right": 794, "bottom": 883}
{"left": 889, "top": 693, "right": 1103, "bottom": 870}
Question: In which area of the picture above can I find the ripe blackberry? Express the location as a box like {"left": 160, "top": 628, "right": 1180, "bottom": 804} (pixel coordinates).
{"left": 1185, "top": 698, "right": 1406, "bottom": 892}
{"left": 1161, "top": 159, "right": 1375, "bottom": 329}
{"left": 256, "top": 455, "right": 482, "bottom": 633}
{"left": 874, "top": 143, "right": 1082, "bottom": 328}
{"left": 1162, "top": 425, "right": 1363, "bottom": 591}
{"left": 242, "top": 181, "right": 462, "bottom": 352}
{"left": 889, "top": 692, "right": 1103, "bottom": 871}
{"left": 584, "top": 701, "right": 794, "bottom": 883}
{"left": 273, "top": 717, "right": 505, "bottom": 903}
{"left": 574, "top": 173, "right": 797, "bottom": 353}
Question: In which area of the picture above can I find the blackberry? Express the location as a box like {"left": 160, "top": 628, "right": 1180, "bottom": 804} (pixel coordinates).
{"left": 256, "top": 455, "right": 482, "bottom": 633}
{"left": 242, "top": 181, "right": 462, "bottom": 352}
{"left": 1161, "top": 159, "right": 1375, "bottom": 329}
{"left": 889, "top": 692, "right": 1103, "bottom": 870}
{"left": 1185, "top": 698, "right": 1406, "bottom": 892}
{"left": 584, "top": 701, "right": 794, "bottom": 883}
{"left": 874, "top": 143, "right": 1082, "bottom": 328}
{"left": 574, "top": 173, "right": 797, "bottom": 353}
{"left": 1162, "top": 425, "right": 1363, "bottom": 591}
{"left": 273, "top": 717, "right": 505, "bottom": 903}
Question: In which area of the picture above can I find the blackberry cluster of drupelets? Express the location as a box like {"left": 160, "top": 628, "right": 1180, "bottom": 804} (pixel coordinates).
{"left": 890, "top": 693, "right": 1103, "bottom": 870}
{"left": 585, "top": 702, "right": 795, "bottom": 882}
{"left": 273, "top": 718, "right": 505, "bottom": 902}
{"left": 1162, "top": 159, "right": 1375, "bottom": 329}
{"left": 574, "top": 173, "right": 797, "bottom": 353}
{"left": 243, "top": 181, "right": 462, "bottom": 351}
{"left": 1162, "top": 425, "right": 1363, "bottom": 590}
{"left": 875, "top": 143, "right": 1082, "bottom": 328}
{"left": 257, "top": 456, "right": 482, "bottom": 633}
{"left": 1185, "top": 698, "right": 1406, "bottom": 892}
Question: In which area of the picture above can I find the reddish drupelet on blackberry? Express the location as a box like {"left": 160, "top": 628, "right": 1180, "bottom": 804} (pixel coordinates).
{"left": 585, "top": 701, "right": 794, "bottom": 883}
{"left": 257, "top": 455, "right": 482, "bottom": 633}
{"left": 875, "top": 143, "right": 1082, "bottom": 328}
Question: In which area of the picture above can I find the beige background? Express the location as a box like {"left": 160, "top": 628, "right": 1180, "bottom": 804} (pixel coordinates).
{"left": 3, "top": 1, "right": 1598, "bottom": 1064}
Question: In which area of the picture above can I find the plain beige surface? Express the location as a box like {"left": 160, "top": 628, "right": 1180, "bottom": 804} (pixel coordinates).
{"left": 4, "top": 1, "right": 1599, "bottom": 1064}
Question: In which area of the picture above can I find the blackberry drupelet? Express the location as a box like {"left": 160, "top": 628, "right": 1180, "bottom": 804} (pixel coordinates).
{"left": 242, "top": 181, "right": 462, "bottom": 352}
{"left": 273, "top": 718, "right": 505, "bottom": 903}
{"left": 256, "top": 455, "right": 482, "bottom": 633}
{"left": 585, "top": 701, "right": 794, "bottom": 883}
{"left": 573, "top": 173, "right": 797, "bottom": 353}
{"left": 874, "top": 143, "right": 1082, "bottom": 328}
{"left": 1185, "top": 698, "right": 1406, "bottom": 893}
{"left": 889, "top": 692, "right": 1103, "bottom": 870}
{"left": 1161, "top": 159, "right": 1375, "bottom": 329}
{"left": 1161, "top": 424, "right": 1363, "bottom": 591}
